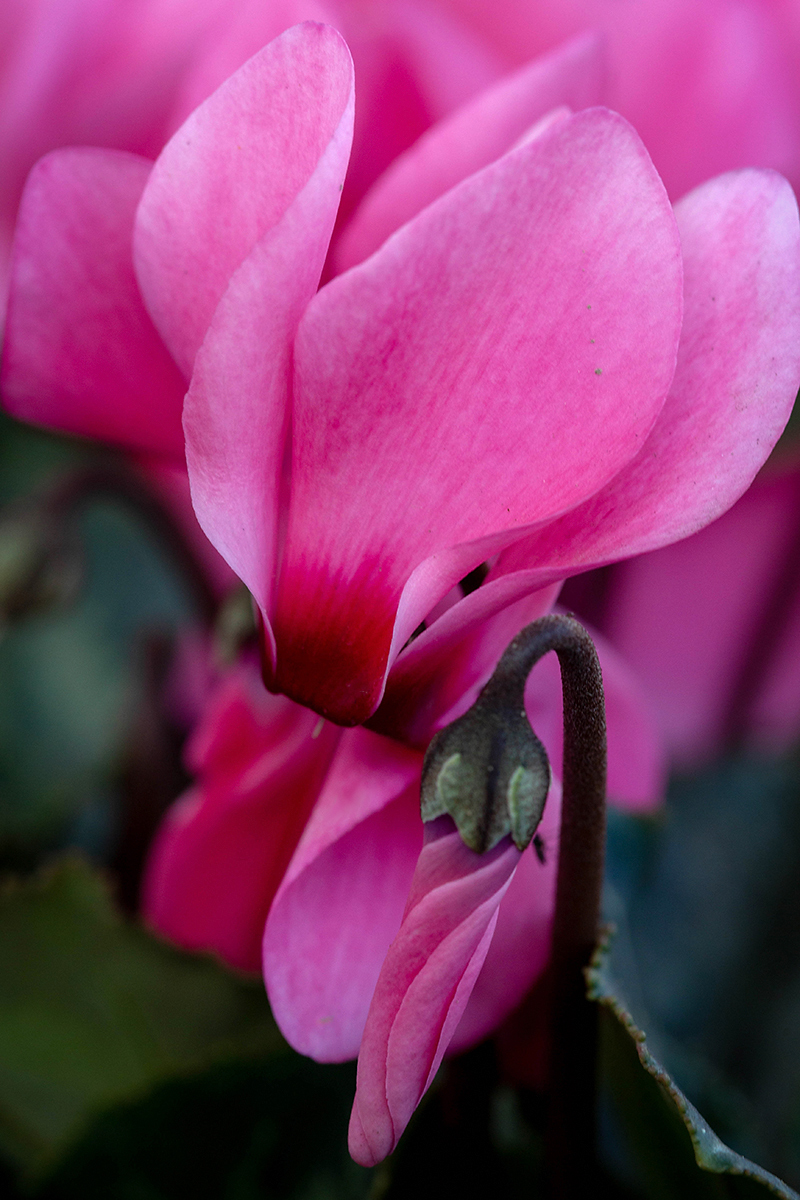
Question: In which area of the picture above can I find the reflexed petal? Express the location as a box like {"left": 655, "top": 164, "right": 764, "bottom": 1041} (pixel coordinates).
{"left": 182, "top": 55, "right": 354, "bottom": 622}
{"left": 274, "top": 106, "right": 682, "bottom": 724}
{"left": 1, "top": 147, "right": 186, "bottom": 457}
{"left": 413, "top": 168, "right": 800, "bottom": 616}
{"left": 529, "top": 169, "right": 800, "bottom": 564}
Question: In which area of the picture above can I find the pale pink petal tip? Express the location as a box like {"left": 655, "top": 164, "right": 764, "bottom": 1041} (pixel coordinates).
{"left": 348, "top": 1089, "right": 393, "bottom": 1168}
{"left": 349, "top": 821, "right": 520, "bottom": 1163}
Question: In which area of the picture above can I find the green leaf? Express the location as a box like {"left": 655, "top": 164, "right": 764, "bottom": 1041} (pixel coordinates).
{"left": 588, "top": 931, "right": 799, "bottom": 1199}
{"left": 604, "top": 758, "right": 800, "bottom": 1180}
{"left": 37, "top": 1059, "right": 373, "bottom": 1200}
{"left": 0, "top": 858, "right": 281, "bottom": 1181}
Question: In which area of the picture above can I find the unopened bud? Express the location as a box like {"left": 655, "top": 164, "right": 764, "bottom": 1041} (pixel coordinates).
{"left": 420, "top": 696, "right": 550, "bottom": 854}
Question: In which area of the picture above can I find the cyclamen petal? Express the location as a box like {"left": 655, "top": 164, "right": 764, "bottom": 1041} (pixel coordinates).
{"left": 263, "top": 728, "right": 423, "bottom": 1061}
{"left": 496, "top": 168, "right": 800, "bottom": 578}
{"left": 273, "top": 106, "right": 683, "bottom": 724}
{"left": 142, "top": 669, "right": 340, "bottom": 972}
{"left": 1, "top": 147, "right": 186, "bottom": 458}
{"left": 349, "top": 820, "right": 521, "bottom": 1167}
{"left": 364, "top": 166, "right": 800, "bottom": 667}
{"left": 182, "top": 59, "right": 354, "bottom": 623}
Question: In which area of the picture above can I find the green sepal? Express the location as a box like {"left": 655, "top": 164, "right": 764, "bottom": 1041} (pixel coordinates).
{"left": 420, "top": 702, "right": 551, "bottom": 853}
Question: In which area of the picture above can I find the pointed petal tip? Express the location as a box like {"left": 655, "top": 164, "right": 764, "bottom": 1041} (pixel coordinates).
{"left": 134, "top": 17, "right": 355, "bottom": 378}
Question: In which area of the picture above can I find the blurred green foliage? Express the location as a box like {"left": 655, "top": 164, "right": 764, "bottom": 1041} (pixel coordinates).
{"left": 0, "top": 415, "right": 197, "bottom": 869}
{"left": 39, "top": 1059, "right": 372, "bottom": 1200}
{"left": 0, "top": 860, "right": 281, "bottom": 1181}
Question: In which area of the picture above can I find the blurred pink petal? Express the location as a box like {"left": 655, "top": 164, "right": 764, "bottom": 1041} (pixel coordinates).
{"left": 599, "top": 463, "right": 800, "bottom": 766}
{"left": 143, "top": 667, "right": 340, "bottom": 972}
{"left": 437, "top": 0, "right": 800, "bottom": 198}
{"left": 1, "top": 147, "right": 185, "bottom": 457}
{"left": 0, "top": 0, "right": 220, "bottom": 302}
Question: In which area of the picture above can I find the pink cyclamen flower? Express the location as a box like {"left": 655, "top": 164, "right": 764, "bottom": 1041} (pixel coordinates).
{"left": 3, "top": 20, "right": 800, "bottom": 1166}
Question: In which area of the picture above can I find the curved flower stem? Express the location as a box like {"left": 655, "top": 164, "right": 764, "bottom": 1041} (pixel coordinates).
{"left": 486, "top": 613, "right": 607, "bottom": 1195}
{"left": 421, "top": 612, "right": 607, "bottom": 1188}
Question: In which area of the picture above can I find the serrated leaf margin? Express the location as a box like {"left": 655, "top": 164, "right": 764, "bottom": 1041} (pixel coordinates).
{"left": 586, "top": 929, "right": 799, "bottom": 1200}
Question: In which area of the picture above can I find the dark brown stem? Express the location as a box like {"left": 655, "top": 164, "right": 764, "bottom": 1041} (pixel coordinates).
{"left": 487, "top": 614, "right": 607, "bottom": 1196}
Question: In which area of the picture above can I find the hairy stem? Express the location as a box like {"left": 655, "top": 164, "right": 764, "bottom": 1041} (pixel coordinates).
{"left": 479, "top": 614, "right": 607, "bottom": 1193}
